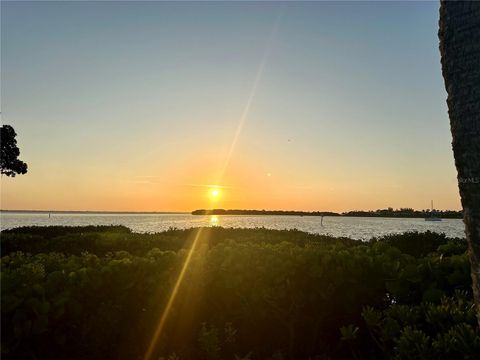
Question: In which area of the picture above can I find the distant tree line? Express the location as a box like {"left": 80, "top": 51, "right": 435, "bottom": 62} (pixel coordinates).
{"left": 192, "top": 208, "right": 463, "bottom": 219}
{"left": 191, "top": 209, "right": 340, "bottom": 216}
{"left": 342, "top": 207, "right": 463, "bottom": 219}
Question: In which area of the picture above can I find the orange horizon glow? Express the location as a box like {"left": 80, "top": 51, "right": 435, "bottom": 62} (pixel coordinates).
{"left": 0, "top": 151, "right": 463, "bottom": 213}
{"left": 0, "top": 153, "right": 462, "bottom": 212}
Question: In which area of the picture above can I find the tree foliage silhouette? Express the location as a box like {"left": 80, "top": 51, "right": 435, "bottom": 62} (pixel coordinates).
{"left": 1, "top": 125, "right": 28, "bottom": 177}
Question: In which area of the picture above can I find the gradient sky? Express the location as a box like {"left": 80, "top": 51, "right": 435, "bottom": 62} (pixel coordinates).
{"left": 1, "top": 1, "right": 461, "bottom": 212}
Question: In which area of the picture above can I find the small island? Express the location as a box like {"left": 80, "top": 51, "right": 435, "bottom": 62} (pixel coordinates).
{"left": 191, "top": 209, "right": 340, "bottom": 216}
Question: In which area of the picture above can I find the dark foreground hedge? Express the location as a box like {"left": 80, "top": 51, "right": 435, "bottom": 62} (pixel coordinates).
{"left": 1, "top": 226, "right": 478, "bottom": 359}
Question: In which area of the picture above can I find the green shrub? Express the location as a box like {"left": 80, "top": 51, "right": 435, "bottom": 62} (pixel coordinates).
{"left": 1, "top": 226, "right": 477, "bottom": 359}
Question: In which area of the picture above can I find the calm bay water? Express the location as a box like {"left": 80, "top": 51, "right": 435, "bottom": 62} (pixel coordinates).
{"left": 0, "top": 212, "right": 465, "bottom": 240}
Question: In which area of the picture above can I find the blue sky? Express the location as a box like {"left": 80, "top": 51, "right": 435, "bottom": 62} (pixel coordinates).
{"left": 1, "top": 1, "right": 460, "bottom": 211}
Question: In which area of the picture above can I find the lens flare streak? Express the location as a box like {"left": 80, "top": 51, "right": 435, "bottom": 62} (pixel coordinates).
{"left": 218, "top": 8, "right": 284, "bottom": 182}
{"left": 143, "top": 228, "right": 204, "bottom": 360}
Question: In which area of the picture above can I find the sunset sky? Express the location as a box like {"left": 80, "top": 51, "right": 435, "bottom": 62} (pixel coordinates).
{"left": 1, "top": 1, "right": 461, "bottom": 212}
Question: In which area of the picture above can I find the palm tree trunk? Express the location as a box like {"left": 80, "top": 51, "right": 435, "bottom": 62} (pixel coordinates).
{"left": 438, "top": 0, "right": 480, "bottom": 326}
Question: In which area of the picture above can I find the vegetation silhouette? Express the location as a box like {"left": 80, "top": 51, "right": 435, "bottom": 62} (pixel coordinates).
{"left": 1, "top": 125, "right": 27, "bottom": 177}
{"left": 1, "top": 226, "right": 478, "bottom": 359}
{"left": 192, "top": 209, "right": 340, "bottom": 217}
{"left": 1, "top": 1, "right": 480, "bottom": 357}
{"left": 192, "top": 208, "right": 463, "bottom": 219}
{"left": 439, "top": 0, "right": 480, "bottom": 326}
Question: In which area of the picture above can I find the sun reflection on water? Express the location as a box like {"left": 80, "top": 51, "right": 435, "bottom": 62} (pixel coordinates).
{"left": 209, "top": 215, "right": 219, "bottom": 226}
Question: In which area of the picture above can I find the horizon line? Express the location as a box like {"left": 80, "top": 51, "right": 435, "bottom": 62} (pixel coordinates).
{"left": 0, "top": 207, "right": 463, "bottom": 214}
{"left": 0, "top": 209, "right": 188, "bottom": 214}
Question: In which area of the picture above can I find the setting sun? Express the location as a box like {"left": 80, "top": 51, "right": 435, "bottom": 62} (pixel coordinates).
{"left": 210, "top": 189, "right": 220, "bottom": 198}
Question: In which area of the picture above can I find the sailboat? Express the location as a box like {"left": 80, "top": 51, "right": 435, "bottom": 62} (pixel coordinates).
{"left": 425, "top": 200, "right": 442, "bottom": 221}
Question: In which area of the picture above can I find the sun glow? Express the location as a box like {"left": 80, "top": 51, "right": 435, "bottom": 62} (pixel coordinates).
{"left": 210, "top": 189, "right": 220, "bottom": 198}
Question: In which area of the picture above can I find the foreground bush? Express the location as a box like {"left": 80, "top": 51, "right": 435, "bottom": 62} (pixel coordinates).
{"left": 1, "top": 226, "right": 477, "bottom": 359}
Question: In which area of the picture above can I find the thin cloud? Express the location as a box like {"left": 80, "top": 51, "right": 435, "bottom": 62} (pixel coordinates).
{"left": 182, "top": 183, "right": 235, "bottom": 189}
{"left": 134, "top": 175, "right": 163, "bottom": 179}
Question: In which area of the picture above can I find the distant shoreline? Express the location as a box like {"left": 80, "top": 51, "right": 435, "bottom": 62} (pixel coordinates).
{"left": 0, "top": 210, "right": 187, "bottom": 215}
{"left": 192, "top": 209, "right": 463, "bottom": 219}
{"left": 192, "top": 209, "right": 340, "bottom": 217}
